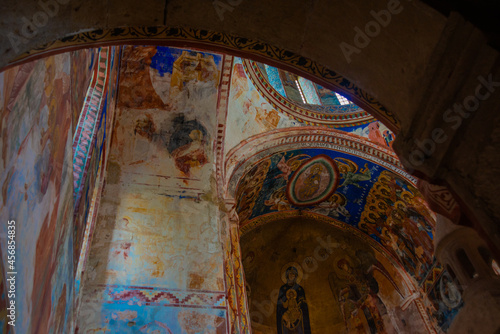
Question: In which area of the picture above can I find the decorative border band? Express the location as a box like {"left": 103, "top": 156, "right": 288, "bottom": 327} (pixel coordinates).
{"left": 7, "top": 26, "right": 399, "bottom": 130}
{"left": 83, "top": 284, "right": 227, "bottom": 309}
{"left": 225, "top": 127, "right": 414, "bottom": 197}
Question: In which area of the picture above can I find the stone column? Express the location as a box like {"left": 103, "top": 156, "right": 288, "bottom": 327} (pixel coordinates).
{"left": 434, "top": 214, "right": 500, "bottom": 334}
{"left": 222, "top": 198, "right": 251, "bottom": 334}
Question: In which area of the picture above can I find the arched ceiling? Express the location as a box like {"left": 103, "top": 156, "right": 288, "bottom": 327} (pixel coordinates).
{"left": 240, "top": 217, "right": 433, "bottom": 333}
{"left": 233, "top": 146, "right": 436, "bottom": 281}
{"left": 100, "top": 43, "right": 461, "bottom": 333}
{"left": 224, "top": 127, "right": 402, "bottom": 198}
{"left": 0, "top": 0, "right": 451, "bottom": 132}
{"left": 0, "top": 39, "right": 468, "bottom": 333}
{"left": 95, "top": 44, "right": 435, "bottom": 289}
{"left": 242, "top": 59, "right": 374, "bottom": 127}
{"left": 3, "top": 0, "right": 500, "bottom": 247}
{"left": 222, "top": 56, "right": 396, "bottom": 171}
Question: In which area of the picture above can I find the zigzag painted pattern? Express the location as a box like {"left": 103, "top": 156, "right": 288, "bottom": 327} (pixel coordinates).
{"left": 421, "top": 264, "right": 443, "bottom": 294}
{"left": 88, "top": 285, "right": 227, "bottom": 308}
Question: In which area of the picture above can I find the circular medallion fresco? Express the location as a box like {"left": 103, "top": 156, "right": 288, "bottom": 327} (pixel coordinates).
{"left": 286, "top": 155, "right": 339, "bottom": 207}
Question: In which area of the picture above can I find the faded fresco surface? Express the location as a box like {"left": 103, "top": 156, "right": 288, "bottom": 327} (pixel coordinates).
{"left": 224, "top": 58, "right": 395, "bottom": 159}
{"left": 346, "top": 121, "right": 395, "bottom": 149}
{"left": 0, "top": 54, "right": 75, "bottom": 333}
{"left": 224, "top": 57, "right": 300, "bottom": 156}
{"left": 77, "top": 46, "right": 227, "bottom": 333}
{"left": 0, "top": 45, "right": 465, "bottom": 334}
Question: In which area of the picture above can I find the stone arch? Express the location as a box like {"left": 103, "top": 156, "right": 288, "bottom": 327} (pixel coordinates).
{"left": 239, "top": 212, "right": 437, "bottom": 333}
{"left": 225, "top": 126, "right": 412, "bottom": 199}
{"left": 5, "top": 27, "right": 399, "bottom": 130}
{"left": 0, "top": 0, "right": 448, "bottom": 131}
{"left": 2, "top": 0, "right": 500, "bottom": 254}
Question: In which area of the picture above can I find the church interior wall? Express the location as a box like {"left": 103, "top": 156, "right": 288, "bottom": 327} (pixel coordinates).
{"left": 76, "top": 46, "right": 228, "bottom": 333}
{"left": 0, "top": 3, "right": 499, "bottom": 326}
{"left": 0, "top": 52, "right": 77, "bottom": 333}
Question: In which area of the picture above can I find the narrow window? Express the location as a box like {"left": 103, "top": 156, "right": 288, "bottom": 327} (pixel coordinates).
{"left": 335, "top": 92, "right": 350, "bottom": 105}
{"left": 297, "top": 77, "right": 321, "bottom": 105}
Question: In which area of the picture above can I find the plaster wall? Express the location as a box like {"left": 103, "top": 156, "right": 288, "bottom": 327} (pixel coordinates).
{"left": 0, "top": 53, "right": 76, "bottom": 333}
{"left": 76, "top": 46, "right": 228, "bottom": 333}
{"left": 2, "top": 0, "right": 500, "bottom": 257}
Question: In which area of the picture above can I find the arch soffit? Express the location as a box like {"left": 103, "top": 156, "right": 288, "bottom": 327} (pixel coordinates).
{"left": 4, "top": 27, "right": 400, "bottom": 131}
{"left": 241, "top": 58, "right": 375, "bottom": 127}
{"left": 225, "top": 126, "right": 415, "bottom": 199}
{"left": 240, "top": 210, "right": 418, "bottom": 298}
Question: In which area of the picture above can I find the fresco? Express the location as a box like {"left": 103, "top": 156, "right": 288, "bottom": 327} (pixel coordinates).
{"left": 224, "top": 59, "right": 386, "bottom": 165}
{"left": 166, "top": 116, "right": 209, "bottom": 177}
{"left": 277, "top": 264, "right": 311, "bottom": 334}
{"left": 0, "top": 40, "right": 469, "bottom": 333}
{"left": 118, "top": 46, "right": 220, "bottom": 110}
{"left": 360, "top": 170, "right": 435, "bottom": 281}
{"left": 297, "top": 77, "right": 321, "bottom": 105}
{"left": 0, "top": 54, "right": 76, "bottom": 333}
{"left": 76, "top": 46, "right": 227, "bottom": 332}
{"left": 236, "top": 148, "right": 436, "bottom": 284}
{"left": 422, "top": 268, "right": 463, "bottom": 332}
{"left": 286, "top": 155, "right": 339, "bottom": 207}
{"left": 241, "top": 218, "right": 428, "bottom": 333}
{"left": 224, "top": 57, "right": 300, "bottom": 156}
{"left": 77, "top": 286, "right": 227, "bottom": 333}
{"left": 263, "top": 64, "right": 286, "bottom": 97}
{"left": 347, "top": 121, "right": 395, "bottom": 149}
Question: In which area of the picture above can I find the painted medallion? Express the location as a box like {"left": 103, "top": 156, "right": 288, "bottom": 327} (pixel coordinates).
{"left": 286, "top": 155, "right": 339, "bottom": 206}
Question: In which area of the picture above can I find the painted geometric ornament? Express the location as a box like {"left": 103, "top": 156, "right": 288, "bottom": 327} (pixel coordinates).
{"left": 286, "top": 155, "right": 339, "bottom": 206}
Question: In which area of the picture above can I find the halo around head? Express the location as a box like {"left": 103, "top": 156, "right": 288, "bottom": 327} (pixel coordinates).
{"left": 333, "top": 255, "right": 355, "bottom": 278}
{"left": 281, "top": 262, "right": 304, "bottom": 284}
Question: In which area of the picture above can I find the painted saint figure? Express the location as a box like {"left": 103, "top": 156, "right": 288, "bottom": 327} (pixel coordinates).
{"left": 277, "top": 265, "right": 311, "bottom": 334}
{"left": 171, "top": 129, "right": 208, "bottom": 176}
{"left": 328, "top": 256, "right": 397, "bottom": 334}
{"left": 166, "top": 116, "right": 209, "bottom": 177}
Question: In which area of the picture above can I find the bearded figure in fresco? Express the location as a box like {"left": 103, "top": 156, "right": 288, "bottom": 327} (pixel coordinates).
{"left": 171, "top": 129, "right": 208, "bottom": 176}
{"left": 277, "top": 265, "right": 312, "bottom": 334}
{"left": 329, "top": 257, "right": 389, "bottom": 334}
{"left": 360, "top": 170, "right": 436, "bottom": 281}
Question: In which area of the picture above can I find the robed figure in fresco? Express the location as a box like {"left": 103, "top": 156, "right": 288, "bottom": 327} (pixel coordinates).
{"left": 329, "top": 253, "right": 401, "bottom": 334}
{"left": 276, "top": 264, "right": 312, "bottom": 334}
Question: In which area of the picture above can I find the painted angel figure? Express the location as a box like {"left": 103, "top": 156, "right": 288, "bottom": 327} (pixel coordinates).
{"left": 334, "top": 158, "right": 372, "bottom": 188}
